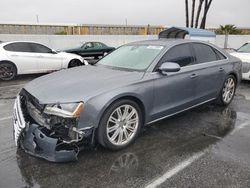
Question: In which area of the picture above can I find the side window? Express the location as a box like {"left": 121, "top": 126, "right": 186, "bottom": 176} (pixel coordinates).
{"left": 93, "top": 42, "right": 102, "bottom": 48}
{"left": 29, "top": 43, "right": 52, "bottom": 53}
{"left": 4, "top": 42, "right": 32, "bottom": 52}
{"left": 83, "top": 42, "right": 93, "bottom": 48}
{"left": 213, "top": 48, "right": 226, "bottom": 60}
{"left": 192, "top": 43, "right": 217, "bottom": 63}
{"left": 160, "top": 44, "right": 195, "bottom": 67}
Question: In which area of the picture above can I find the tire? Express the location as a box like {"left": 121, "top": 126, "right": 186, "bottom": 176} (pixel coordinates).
{"left": 103, "top": 52, "right": 108, "bottom": 57}
{"left": 68, "top": 59, "right": 82, "bottom": 68}
{"left": 97, "top": 99, "right": 143, "bottom": 150}
{"left": 0, "top": 62, "right": 17, "bottom": 81}
{"left": 217, "top": 75, "right": 236, "bottom": 106}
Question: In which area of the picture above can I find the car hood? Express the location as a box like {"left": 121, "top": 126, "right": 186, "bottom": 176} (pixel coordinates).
{"left": 63, "top": 47, "right": 81, "bottom": 52}
{"left": 24, "top": 65, "right": 144, "bottom": 104}
{"left": 231, "top": 52, "right": 250, "bottom": 63}
{"left": 57, "top": 52, "right": 83, "bottom": 60}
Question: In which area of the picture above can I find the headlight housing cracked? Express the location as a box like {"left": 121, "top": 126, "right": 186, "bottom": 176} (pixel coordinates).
{"left": 44, "top": 102, "right": 84, "bottom": 118}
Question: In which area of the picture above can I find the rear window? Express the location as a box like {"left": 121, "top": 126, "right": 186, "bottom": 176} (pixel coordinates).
{"left": 192, "top": 43, "right": 218, "bottom": 63}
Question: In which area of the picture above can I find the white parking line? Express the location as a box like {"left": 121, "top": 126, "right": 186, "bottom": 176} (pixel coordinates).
{"left": 0, "top": 84, "right": 24, "bottom": 89}
{"left": 145, "top": 151, "right": 205, "bottom": 188}
{"left": 0, "top": 116, "right": 12, "bottom": 122}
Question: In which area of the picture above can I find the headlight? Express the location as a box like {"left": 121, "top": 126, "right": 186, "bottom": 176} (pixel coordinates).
{"left": 44, "top": 102, "right": 84, "bottom": 118}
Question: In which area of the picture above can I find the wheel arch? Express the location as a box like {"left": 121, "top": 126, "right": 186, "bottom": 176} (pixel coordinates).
{"left": 97, "top": 94, "right": 146, "bottom": 128}
{"left": 68, "top": 58, "right": 82, "bottom": 68}
{"left": 111, "top": 96, "right": 146, "bottom": 124}
{"left": 228, "top": 72, "right": 238, "bottom": 86}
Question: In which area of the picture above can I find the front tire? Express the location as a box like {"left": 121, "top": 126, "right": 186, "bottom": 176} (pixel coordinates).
{"left": 68, "top": 59, "right": 82, "bottom": 68}
{"left": 97, "top": 99, "right": 142, "bottom": 150}
{"left": 0, "top": 62, "right": 17, "bottom": 81}
{"left": 217, "top": 75, "right": 236, "bottom": 106}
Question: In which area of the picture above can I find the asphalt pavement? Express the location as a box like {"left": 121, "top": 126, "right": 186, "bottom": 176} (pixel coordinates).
{"left": 0, "top": 73, "right": 250, "bottom": 188}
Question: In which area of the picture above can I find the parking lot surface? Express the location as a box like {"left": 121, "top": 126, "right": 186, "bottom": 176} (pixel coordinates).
{"left": 0, "top": 74, "right": 250, "bottom": 188}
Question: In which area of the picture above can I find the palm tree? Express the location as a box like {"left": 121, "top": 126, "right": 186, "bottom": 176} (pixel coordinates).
{"left": 185, "top": 0, "right": 189, "bottom": 27}
{"left": 191, "top": 0, "right": 196, "bottom": 28}
{"left": 219, "top": 25, "right": 238, "bottom": 48}
{"left": 195, "top": 0, "right": 204, "bottom": 28}
{"left": 200, "top": 0, "right": 213, "bottom": 29}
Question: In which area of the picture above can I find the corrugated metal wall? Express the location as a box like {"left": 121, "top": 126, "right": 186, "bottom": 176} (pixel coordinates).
{"left": 0, "top": 24, "right": 164, "bottom": 35}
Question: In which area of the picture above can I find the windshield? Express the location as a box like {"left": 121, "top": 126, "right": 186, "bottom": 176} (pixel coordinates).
{"left": 97, "top": 45, "right": 164, "bottom": 71}
{"left": 238, "top": 43, "right": 250, "bottom": 53}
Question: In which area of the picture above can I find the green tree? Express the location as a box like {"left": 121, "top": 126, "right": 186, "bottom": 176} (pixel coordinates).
{"left": 216, "top": 25, "right": 241, "bottom": 48}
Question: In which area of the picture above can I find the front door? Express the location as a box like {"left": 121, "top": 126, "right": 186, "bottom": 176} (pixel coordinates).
{"left": 29, "top": 43, "right": 62, "bottom": 72}
{"left": 151, "top": 43, "right": 197, "bottom": 121}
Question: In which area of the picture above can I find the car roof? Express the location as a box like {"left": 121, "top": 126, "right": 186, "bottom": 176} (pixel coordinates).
{"left": 125, "top": 39, "right": 212, "bottom": 47}
{"left": 0, "top": 41, "right": 44, "bottom": 47}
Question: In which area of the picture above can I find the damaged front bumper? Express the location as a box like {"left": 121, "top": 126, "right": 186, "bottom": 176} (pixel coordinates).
{"left": 21, "top": 124, "right": 79, "bottom": 162}
{"left": 13, "top": 94, "right": 93, "bottom": 162}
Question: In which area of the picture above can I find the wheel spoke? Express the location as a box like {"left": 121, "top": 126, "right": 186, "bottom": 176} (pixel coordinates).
{"left": 118, "top": 130, "right": 123, "bottom": 143}
{"left": 116, "top": 108, "right": 123, "bottom": 119}
{"left": 109, "top": 116, "right": 118, "bottom": 124}
{"left": 126, "top": 125, "right": 135, "bottom": 132}
{"left": 122, "top": 105, "right": 129, "bottom": 119}
{"left": 110, "top": 129, "right": 120, "bottom": 141}
{"left": 107, "top": 125, "right": 119, "bottom": 133}
{"left": 123, "top": 128, "right": 129, "bottom": 140}
{"left": 126, "top": 109, "right": 136, "bottom": 120}
{"left": 126, "top": 118, "right": 137, "bottom": 125}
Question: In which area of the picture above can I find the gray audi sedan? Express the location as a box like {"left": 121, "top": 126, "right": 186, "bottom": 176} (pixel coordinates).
{"left": 13, "top": 39, "right": 242, "bottom": 162}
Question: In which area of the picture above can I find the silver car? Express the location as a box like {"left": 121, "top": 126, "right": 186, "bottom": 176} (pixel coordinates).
{"left": 13, "top": 39, "right": 242, "bottom": 162}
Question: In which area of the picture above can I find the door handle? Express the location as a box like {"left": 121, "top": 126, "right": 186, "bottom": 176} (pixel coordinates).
{"left": 190, "top": 73, "right": 198, "bottom": 79}
{"left": 219, "top": 67, "right": 224, "bottom": 72}
{"left": 38, "top": 55, "right": 44, "bottom": 58}
{"left": 11, "top": 54, "right": 19, "bottom": 57}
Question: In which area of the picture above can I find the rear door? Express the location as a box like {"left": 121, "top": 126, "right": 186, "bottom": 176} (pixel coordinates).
{"left": 3, "top": 42, "right": 39, "bottom": 74}
{"left": 29, "top": 43, "right": 62, "bottom": 72}
{"left": 152, "top": 43, "right": 197, "bottom": 121}
{"left": 189, "top": 43, "right": 227, "bottom": 103}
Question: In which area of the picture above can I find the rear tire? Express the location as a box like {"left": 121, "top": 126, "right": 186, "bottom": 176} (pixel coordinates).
{"left": 97, "top": 99, "right": 142, "bottom": 150}
{"left": 0, "top": 62, "right": 17, "bottom": 81}
{"left": 217, "top": 75, "right": 236, "bottom": 106}
{"left": 68, "top": 59, "right": 82, "bottom": 68}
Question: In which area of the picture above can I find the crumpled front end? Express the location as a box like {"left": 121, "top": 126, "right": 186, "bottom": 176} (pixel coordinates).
{"left": 13, "top": 89, "right": 93, "bottom": 162}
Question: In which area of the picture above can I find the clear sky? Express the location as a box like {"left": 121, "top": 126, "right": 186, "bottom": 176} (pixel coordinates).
{"left": 0, "top": 0, "right": 249, "bottom": 28}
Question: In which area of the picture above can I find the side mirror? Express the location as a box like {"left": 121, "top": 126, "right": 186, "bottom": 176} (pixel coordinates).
{"left": 158, "top": 62, "right": 181, "bottom": 74}
{"left": 51, "top": 49, "right": 57, "bottom": 54}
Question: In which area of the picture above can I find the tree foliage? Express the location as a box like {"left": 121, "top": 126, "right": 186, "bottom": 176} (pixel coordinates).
{"left": 215, "top": 24, "right": 242, "bottom": 35}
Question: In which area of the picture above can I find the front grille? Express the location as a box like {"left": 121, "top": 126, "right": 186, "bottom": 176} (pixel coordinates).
{"left": 19, "top": 89, "right": 45, "bottom": 126}
{"left": 13, "top": 96, "right": 26, "bottom": 145}
{"left": 242, "top": 62, "right": 250, "bottom": 73}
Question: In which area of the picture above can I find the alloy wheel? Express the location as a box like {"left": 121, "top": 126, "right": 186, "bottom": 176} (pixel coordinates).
{"left": 222, "top": 77, "right": 235, "bottom": 104}
{"left": 106, "top": 104, "right": 139, "bottom": 146}
{"left": 0, "top": 64, "right": 15, "bottom": 80}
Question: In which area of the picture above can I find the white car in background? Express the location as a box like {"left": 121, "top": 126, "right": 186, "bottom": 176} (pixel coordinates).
{"left": 231, "top": 42, "right": 250, "bottom": 80}
{"left": 0, "top": 41, "right": 88, "bottom": 80}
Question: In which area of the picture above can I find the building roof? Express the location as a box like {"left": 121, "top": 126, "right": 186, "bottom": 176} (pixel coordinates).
{"left": 159, "top": 27, "right": 216, "bottom": 39}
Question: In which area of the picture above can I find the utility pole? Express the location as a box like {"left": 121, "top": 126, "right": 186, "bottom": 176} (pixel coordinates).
{"left": 36, "top": 15, "right": 39, "bottom": 23}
